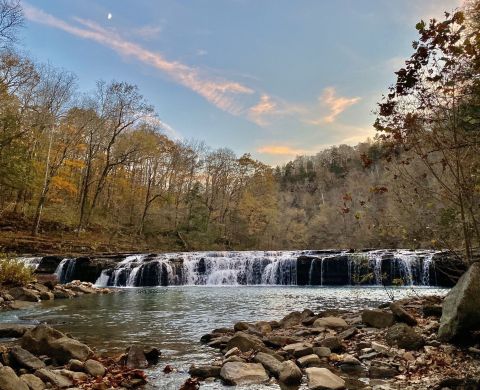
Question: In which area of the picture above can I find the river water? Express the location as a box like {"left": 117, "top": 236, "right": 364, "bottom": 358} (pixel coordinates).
{"left": 0, "top": 286, "right": 448, "bottom": 389}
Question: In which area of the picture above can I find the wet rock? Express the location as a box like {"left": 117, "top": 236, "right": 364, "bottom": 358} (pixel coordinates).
{"left": 279, "top": 311, "right": 303, "bottom": 328}
{"left": 189, "top": 364, "right": 221, "bottom": 378}
{"left": 38, "top": 292, "right": 54, "bottom": 301}
{"left": 125, "top": 346, "right": 148, "bottom": 369}
{"left": 0, "top": 366, "right": 29, "bottom": 390}
{"left": 319, "top": 336, "right": 343, "bottom": 351}
{"left": 264, "top": 335, "right": 300, "bottom": 349}
{"left": 34, "top": 369, "right": 72, "bottom": 388}
{"left": 438, "top": 262, "right": 480, "bottom": 341}
{"left": 9, "top": 346, "right": 46, "bottom": 371}
{"left": 52, "top": 289, "right": 73, "bottom": 299}
{"left": 223, "top": 356, "right": 245, "bottom": 363}
{"left": 208, "top": 336, "right": 230, "bottom": 348}
{"left": 305, "top": 367, "right": 345, "bottom": 390}
{"left": 233, "top": 322, "right": 250, "bottom": 331}
{"left": 84, "top": 359, "right": 105, "bottom": 377}
{"left": 283, "top": 342, "right": 313, "bottom": 357}
{"left": 19, "top": 374, "right": 45, "bottom": 390}
{"left": 0, "top": 324, "right": 34, "bottom": 338}
{"left": 253, "top": 352, "right": 282, "bottom": 377}
{"left": 369, "top": 364, "right": 398, "bottom": 379}
{"left": 144, "top": 347, "right": 160, "bottom": 365}
{"left": 224, "top": 347, "right": 241, "bottom": 359}
{"left": 297, "top": 354, "right": 322, "bottom": 368}
{"left": 8, "top": 301, "right": 35, "bottom": 310}
{"left": 313, "top": 316, "right": 348, "bottom": 329}
{"left": 220, "top": 362, "right": 268, "bottom": 385}
{"left": 278, "top": 360, "right": 302, "bottom": 385}
{"left": 8, "top": 287, "right": 40, "bottom": 303}
{"left": 361, "top": 309, "right": 394, "bottom": 328}
{"left": 390, "top": 303, "right": 417, "bottom": 326}
{"left": 21, "top": 325, "right": 92, "bottom": 363}
{"left": 313, "top": 346, "right": 331, "bottom": 358}
{"left": 255, "top": 321, "right": 272, "bottom": 334}
{"left": 226, "top": 332, "right": 265, "bottom": 353}
{"left": 385, "top": 323, "right": 424, "bottom": 350}
{"left": 339, "top": 355, "right": 364, "bottom": 374}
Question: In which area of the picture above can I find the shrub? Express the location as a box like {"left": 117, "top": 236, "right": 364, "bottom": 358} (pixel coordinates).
{"left": 0, "top": 254, "right": 35, "bottom": 286}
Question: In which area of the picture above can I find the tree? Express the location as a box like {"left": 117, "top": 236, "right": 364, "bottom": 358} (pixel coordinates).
{"left": 0, "top": 0, "right": 22, "bottom": 46}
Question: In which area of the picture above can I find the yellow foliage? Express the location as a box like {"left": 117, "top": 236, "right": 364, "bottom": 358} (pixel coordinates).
{"left": 52, "top": 175, "right": 77, "bottom": 196}
{"left": 0, "top": 254, "right": 35, "bottom": 286}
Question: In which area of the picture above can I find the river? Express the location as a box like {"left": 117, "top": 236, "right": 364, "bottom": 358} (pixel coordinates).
{"left": 0, "top": 285, "right": 448, "bottom": 389}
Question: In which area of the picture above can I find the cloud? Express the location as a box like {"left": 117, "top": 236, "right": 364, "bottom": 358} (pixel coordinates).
{"left": 257, "top": 145, "right": 308, "bottom": 156}
{"left": 248, "top": 94, "right": 278, "bottom": 125}
{"left": 316, "top": 87, "right": 360, "bottom": 124}
{"left": 23, "top": 3, "right": 254, "bottom": 116}
{"left": 196, "top": 49, "right": 208, "bottom": 56}
{"left": 132, "top": 25, "right": 163, "bottom": 40}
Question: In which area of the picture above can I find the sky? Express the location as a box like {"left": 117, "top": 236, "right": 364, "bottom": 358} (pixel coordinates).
{"left": 20, "top": 0, "right": 461, "bottom": 165}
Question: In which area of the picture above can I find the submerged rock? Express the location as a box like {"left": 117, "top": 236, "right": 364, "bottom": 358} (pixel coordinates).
{"left": 438, "top": 262, "right": 480, "bottom": 341}
{"left": 220, "top": 362, "right": 268, "bottom": 385}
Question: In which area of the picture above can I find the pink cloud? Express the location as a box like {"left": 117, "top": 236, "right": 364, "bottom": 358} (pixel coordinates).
{"left": 319, "top": 87, "right": 360, "bottom": 124}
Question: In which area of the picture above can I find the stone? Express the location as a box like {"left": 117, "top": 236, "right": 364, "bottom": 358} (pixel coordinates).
{"left": 371, "top": 342, "right": 391, "bottom": 354}
{"left": 264, "top": 335, "right": 300, "bottom": 349}
{"left": 67, "top": 359, "right": 84, "bottom": 372}
{"left": 278, "top": 360, "right": 302, "bottom": 385}
{"left": 313, "top": 316, "right": 348, "bottom": 329}
{"left": 297, "top": 354, "right": 322, "bottom": 367}
{"left": 19, "top": 374, "right": 45, "bottom": 390}
{"left": 143, "top": 347, "right": 160, "bottom": 365}
{"left": 319, "top": 336, "right": 343, "bottom": 351}
{"left": 255, "top": 321, "right": 272, "bottom": 334}
{"left": 369, "top": 365, "right": 398, "bottom": 379}
{"left": 226, "top": 332, "right": 265, "bottom": 353}
{"left": 283, "top": 342, "right": 313, "bottom": 357}
{"left": 9, "top": 346, "right": 46, "bottom": 371}
{"left": 253, "top": 352, "right": 282, "bottom": 377}
{"left": 279, "top": 311, "right": 303, "bottom": 328}
{"left": 38, "top": 292, "right": 54, "bottom": 301}
{"left": 57, "top": 369, "right": 88, "bottom": 382}
{"left": 125, "top": 346, "right": 148, "bottom": 368}
{"left": 0, "top": 324, "right": 33, "bottom": 338}
{"left": 84, "top": 359, "right": 105, "bottom": 377}
{"left": 337, "top": 327, "right": 357, "bottom": 340}
{"left": 52, "top": 289, "right": 73, "bottom": 299}
{"left": 188, "top": 365, "right": 221, "bottom": 378}
{"left": 438, "top": 262, "right": 480, "bottom": 341}
{"left": 34, "top": 369, "right": 72, "bottom": 388}
{"left": 361, "top": 309, "right": 394, "bottom": 328}
{"left": 220, "top": 362, "right": 268, "bottom": 385}
{"left": 8, "top": 301, "right": 35, "bottom": 310}
{"left": 313, "top": 346, "right": 331, "bottom": 357}
{"left": 223, "top": 356, "right": 245, "bottom": 363}
{"left": 305, "top": 367, "right": 345, "bottom": 390}
{"left": 0, "top": 366, "right": 30, "bottom": 390}
{"left": 31, "top": 283, "right": 50, "bottom": 294}
{"left": 386, "top": 323, "right": 424, "bottom": 350}
{"left": 21, "top": 325, "right": 92, "bottom": 364}
{"left": 224, "top": 347, "right": 241, "bottom": 359}
{"left": 8, "top": 287, "right": 40, "bottom": 302}
{"left": 390, "top": 303, "right": 417, "bottom": 326}
{"left": 233, "top": 321, "right": 250, "bottom": 331}
{"left": 423, "top": 304, "right": 442, "bottom": 317}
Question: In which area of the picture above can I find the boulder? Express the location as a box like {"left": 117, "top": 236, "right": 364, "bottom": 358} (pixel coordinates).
{"left": 390, "top": 303, "right": 417, "bottom": 326}
{"left": 21, "top": 325, "right": 92, "bottom": 363}
{"left": 34, "top": 369, "right": 72, "bottom": 388}
{"left": 0, "top": 324, "right": 34, "bottom": 338}
{"left": 255, "top": 321, "right": 272, "bottom": 334}
{"left": 253, "top": 352, "right": 282, "bottom": 377}
{"left": 143, "top": 347, "right": 160, "bottom": 365}
{"left": 313, "top": 316, "right": 348, "bottom": 329}
{"left": 67, "top": 359, "right": 84, "bottom": 372}
{"left": 226, "top": 332, "right": 265, "bottom": 353}
{"left": 224, "top": 347, "right": 241, "bottom": 359}
{"left": 385, "top": 323, "right": 424, "bottom": 350}
{"left": 220, "top": 362, "right": 268, "bottom": 385}
{"left": 279, "top": 311, "right": 303, "bottom": 328}
{"left": 369, "top": 364, "right": 398, "bottom": 379}
{"left": 84, "top": 359, "right": 105, "bottom": 377}
{"left": 438, "top": 262, "right": 480, "bottom": 341}
{"left": 233, "top": 321, "right": 250, "bottom": 331}
{"left": 337, "top": 327, "right": 357, "bottom": 340}
{"left": 305, "top": 367, "right": 345, "bottom": 390}
{"left": 361, "top": 309, "right": 394, "bottom": 328}
{"left": 319, "top": 336, "right": 342, "bottom": 351}
{"left": 283, "top": 342, "right": 313, "bottom": 357}
{"left": 423, "top": 304, "right": 442, "bottom": 317}
{"left": 313, "top": 346, "right": 331, "bottom": 358}
{"left": 278, "top": 360, "right": 303, "bottom": 385}
{"left": 188, "top": 365, "right": 221, "bottom": 378}
{"left": 297, "top": 354, "right": 322, "bottom": 367}
{"left": 8, "top": 288, "right": 39, "bottom": 303}
{"left": 9, "top": 346, "right": 46, "bottom": 371}
{"left": 8, "top": 301, "right": 35, "bottom": 310}
{"left": 125, "top": 346, "right": 148, "bottom": 369}
{"left": 19, "top": 374, "right": 45, "bottom": 390}
{"left": 38, "top": 292, "right": 54, "bottom": 301}
{"left": 0, "top": 366, "right": 29, "bottom": 390}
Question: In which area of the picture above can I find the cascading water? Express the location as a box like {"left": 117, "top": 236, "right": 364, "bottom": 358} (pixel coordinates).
{"left": 89, "top": 249, "right": 440, "bottom": 287}
{"left": 16, "top": 257, "right": 42, "bottom": 270}
{"left": 54, "top": 258, "right": 76, "bottom": 283}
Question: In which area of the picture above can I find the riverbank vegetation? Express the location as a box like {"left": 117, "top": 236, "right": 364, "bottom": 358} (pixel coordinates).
{"left": 0, "top": 1, "right": 478, "bottom": 259}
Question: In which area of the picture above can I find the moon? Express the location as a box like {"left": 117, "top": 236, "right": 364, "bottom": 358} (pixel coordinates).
{"left": 107, "top": 13, "right": 112, "bottom": 20}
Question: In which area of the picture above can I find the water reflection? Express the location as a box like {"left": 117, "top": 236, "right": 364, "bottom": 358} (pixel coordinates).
{"left": 1, "top": 286, "right": 447, "bottom": 389}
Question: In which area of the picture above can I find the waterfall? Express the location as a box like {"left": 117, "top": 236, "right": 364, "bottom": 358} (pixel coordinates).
{"left": 54, "top": 258, "right": 76, "bottom": 283}
{"left": 90, "top": 249, "right": 440, "bottom": 287}
{"left": 16, "top": 257, "right": 42, "bottom": 270}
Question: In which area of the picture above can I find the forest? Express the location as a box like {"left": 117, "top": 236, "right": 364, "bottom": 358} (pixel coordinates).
{"left": 0, "top": 0, "right": 479, "bottom": 261}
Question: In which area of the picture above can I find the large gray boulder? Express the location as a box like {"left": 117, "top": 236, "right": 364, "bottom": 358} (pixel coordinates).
{"left": 8, "top": 287, "right": 40, "bottom": 302}
{"left": 278, "top": 360, "right": 302, "bottom": 385}
{"left": 19, "top": 374, "right": 45, "bottom": 390}
{"left": 253, "top": 352, "right": 282, "bottom": 377}
{"left": 0, "top": 366, "right": 29, "bottom": 390}
{"left": 305, "top": 367, "right": 345, "bottom": 390}
{"left": 220, "top": 362, "right": 268, "bottom": 385}
{"left": 361, "top": 309, "right": 394, "bottom": 328}
{"left": 9, "top": 346, "right": 46, "bottom": 371}
{"left": 226, "top": 332, "right": 265, "bottom": 352}
{"left": 21, "top": 325, "right": 92, "bottom": 364}
{"left": 313, "top": 316, "right": 348, "bottom": 329}
{"left": 438, "top": 262, "right": 480, "bottom": 341}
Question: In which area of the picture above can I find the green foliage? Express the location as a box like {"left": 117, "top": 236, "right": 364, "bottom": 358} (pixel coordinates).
{"left": 0, "top": 254, "right": 35, "bottom": 286}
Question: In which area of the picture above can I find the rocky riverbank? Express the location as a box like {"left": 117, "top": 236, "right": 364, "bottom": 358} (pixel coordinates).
{"left": 186, "top": 264, "right": 480, "bottom": 389}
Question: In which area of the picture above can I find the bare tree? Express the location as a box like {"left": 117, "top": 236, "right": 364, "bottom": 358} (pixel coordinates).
{"left": 0, "top": 0, "right": 23, "bottom": 46}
